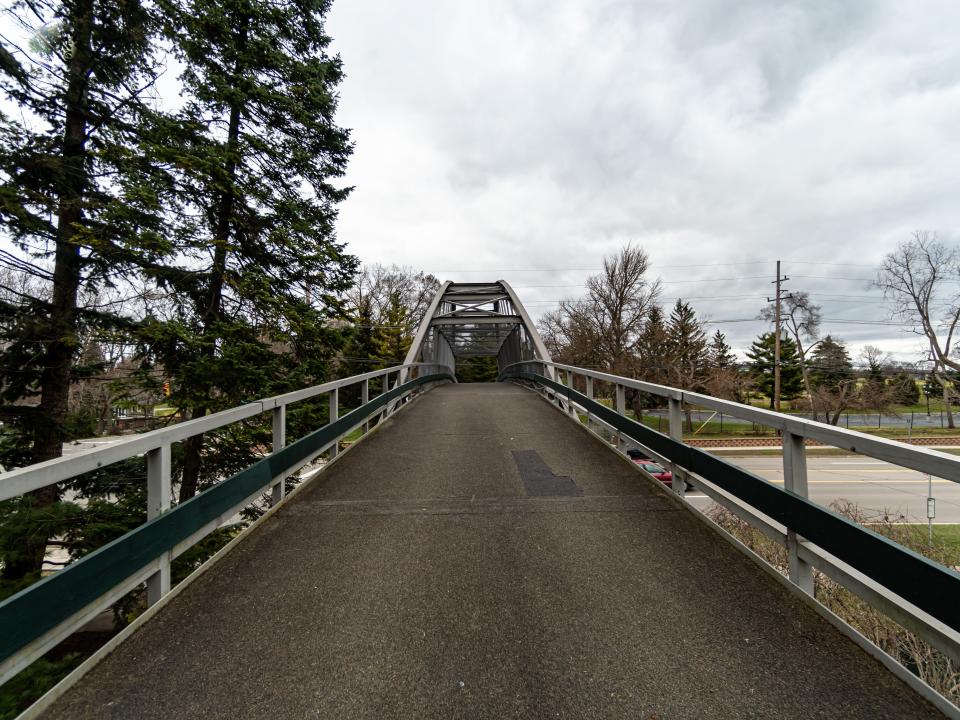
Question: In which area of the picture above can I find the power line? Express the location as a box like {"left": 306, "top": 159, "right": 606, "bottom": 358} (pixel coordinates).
{"left": 430, "top": 260, "right": 884, "bottom": 272}
{"left": 514, "top": 276, "right": 774, "bottom": 288}
{"left": 430, "top": 263, "right": 774, "bottom": 272}
{"left": 792, "top": 275, "right": 874, "bottom": 282}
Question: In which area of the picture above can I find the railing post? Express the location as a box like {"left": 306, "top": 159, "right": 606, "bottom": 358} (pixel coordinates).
{"left": 668, "top": 396, "right": 685, "bottom": 498}
{"left": 146, "top": 443, "right": 171, "bottom": 605}
{"left": 362, "top": 378, "right": 370, "bottom": 433}
{"left": 271, "top": 405, "right": 286, "bottom": 505}
{"left": 566, "top": 369, "right": 577, "bottom": 417}
{"left": 585, "top": 376, "right": 594, "bottom": 429}
{"left": 783, "top": 431, "right": 814, "bottom": 594}
{"left": 329, "top": 387, "right": 339, "bottom": 458}
{"left": 615, "top": 383, "right": 626, "bottom": 447}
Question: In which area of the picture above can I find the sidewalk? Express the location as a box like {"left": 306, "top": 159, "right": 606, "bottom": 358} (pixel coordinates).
{"left": 43, "top": 384, "right": 944, "bottom": 719}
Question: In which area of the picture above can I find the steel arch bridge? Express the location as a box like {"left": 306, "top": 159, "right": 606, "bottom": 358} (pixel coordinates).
{"left": 400, "top": 280, "right": 555, "bottom": 381}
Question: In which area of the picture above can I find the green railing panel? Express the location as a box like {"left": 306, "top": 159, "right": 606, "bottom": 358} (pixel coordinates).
{"left": 504, "top": 369, "right": 960, "bottom": 632}
{"left": 0, "top": 372, "right": 452, "bottom": 666}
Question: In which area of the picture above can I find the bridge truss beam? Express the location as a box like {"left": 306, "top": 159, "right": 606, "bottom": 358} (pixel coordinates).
{"left": 401, "top": 280, "right": 554, "bottom": 381}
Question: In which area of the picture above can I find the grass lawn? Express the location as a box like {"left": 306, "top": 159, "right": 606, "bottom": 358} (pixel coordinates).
{"left": 929, "top": 524, "right": 960, "bottom": 553}
{"left": 863, "top": 523, "right": 960, "bottom": 568}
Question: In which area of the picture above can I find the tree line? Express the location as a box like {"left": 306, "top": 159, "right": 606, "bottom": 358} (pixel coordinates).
{"left": 538, "top": 243, "right": 954, "bottom": 428}
{"left": 0, "top": 2, "right": 448, "bottom": 605}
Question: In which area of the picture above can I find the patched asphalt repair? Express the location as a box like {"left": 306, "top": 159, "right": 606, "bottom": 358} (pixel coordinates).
{"left": 42, "top": 382, "right": 944, "bottom": 718}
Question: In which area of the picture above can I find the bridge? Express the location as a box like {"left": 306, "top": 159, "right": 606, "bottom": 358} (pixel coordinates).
{"left": 1, "top": 281, "right": 958, "bottom": 718}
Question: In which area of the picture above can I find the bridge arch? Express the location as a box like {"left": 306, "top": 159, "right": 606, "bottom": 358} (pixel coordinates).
{"left": 400, "top": 280, "right": 554, "bottom": 380}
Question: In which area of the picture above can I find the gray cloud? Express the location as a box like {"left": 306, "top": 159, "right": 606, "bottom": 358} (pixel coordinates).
{"left": 327, "top": 0, "right": 960, "bottom": 360}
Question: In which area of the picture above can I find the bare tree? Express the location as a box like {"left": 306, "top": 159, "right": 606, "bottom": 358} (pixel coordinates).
{"left": 760, "top": 291, "right": 822, "bottom": 418}
{"left": 584, "top": 245, "right": 662, "bottom": 373}
{"left": 536, "top": 244, "right": 661, "bottom": 377}
{"left": 876, "top": 232, "right": 960, "bottom": 428}
{"left": 859, "top": 345, "right": 898, "bottom": 417}
{"left": 537, "top": 304, "right": 603, "bottom": 369}
{"left": 345, "top": 264, "right": 441, "bottom": 335}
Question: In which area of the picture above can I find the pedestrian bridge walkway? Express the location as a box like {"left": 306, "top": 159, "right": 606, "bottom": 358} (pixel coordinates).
{"left": 37, "top": 384, "right": 943, "bottom": 718}
{"left": 2, "top": 279, "right": 958, "bottom": 718}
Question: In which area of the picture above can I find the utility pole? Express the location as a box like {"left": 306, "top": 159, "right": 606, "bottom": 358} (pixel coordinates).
{"left": 767, "top": 261, "right": 790, "bottom": 413}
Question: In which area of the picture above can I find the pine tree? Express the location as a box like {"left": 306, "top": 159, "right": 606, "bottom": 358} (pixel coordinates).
{"left": 144, "top": 0, "right": 358, "bottom": 502}
{"left": 893, "top": 372, "right": 920, "bottom": 405}
{"left": 373, "top": 291, "right": 412, "bottom": 365}
{"left": 809, "top": 335, "right": 854, "bottom": 390}
{"left": 807, "top": 336, "right": 856, "bottom": 425}
{"left": 746, "top": 332, "right": 804, "bottom": 408}
{"left": 704, "top": 330, "right": 743, "bottom": 401}
{"left": 708, "top": 330, "right": 736, "bottom": 370}
{"left": 0, "top": 0, "right": 164, "bottom": 583}
{"left": 343, "top": 300, "right": 380, "bottom": 374}
{"left": 636, "top": 305, "right": 668, "bottom": 385}
{"left": 664, "top": 300, "right": 708, "bottom": 392}
{"left": 663, "top": 300, "right": 708, "bottom": 430}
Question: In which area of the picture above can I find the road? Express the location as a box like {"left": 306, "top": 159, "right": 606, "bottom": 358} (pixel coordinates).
{"left": 686, "top": 454, "right": 960, "bottom": 523}
{"left": 643, "top": 408, "right": 957, "bottom": 429}
{"left": 56, "top": 438, "right": 960, "bottom": 523}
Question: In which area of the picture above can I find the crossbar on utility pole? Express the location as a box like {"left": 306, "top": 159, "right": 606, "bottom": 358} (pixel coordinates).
{"left": 767, "top": 260, "right": 791, "bottom": 413}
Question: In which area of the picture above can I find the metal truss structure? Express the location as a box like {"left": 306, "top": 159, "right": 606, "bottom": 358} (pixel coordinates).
{"left": 401, "top": 280, "right": 554, "bottom": 380}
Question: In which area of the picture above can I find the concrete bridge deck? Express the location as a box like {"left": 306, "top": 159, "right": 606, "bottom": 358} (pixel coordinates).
{"left": 44, "top": 383, "right": 941, "bottom": 718}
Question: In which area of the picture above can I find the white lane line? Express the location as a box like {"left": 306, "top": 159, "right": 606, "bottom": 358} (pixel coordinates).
{"left": 838, "top": 469, "right": 919, "bottom": 474}
{"left": 769, "top": 479, "right": 954, "bottom": 485}
{"left": 829, "top": 461, "right": 886, "bottom": 466}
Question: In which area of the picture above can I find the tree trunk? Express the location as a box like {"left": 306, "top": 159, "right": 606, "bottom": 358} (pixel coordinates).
{"left": 178, "top": 18, "right": 248, "bottom": 503}
{"left": 1, "top": 2, "right": 94, "bottom": 582}
{"left": 944, "top": 383, "right": 955, "bottom": 430}
{"left": 179, "top": 429, "right": 206, "bottom": 503}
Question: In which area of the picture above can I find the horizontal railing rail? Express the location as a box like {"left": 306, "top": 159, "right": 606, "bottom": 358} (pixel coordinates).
{"left": 0, "top": 367, "right": 454, "bottom": 687}
{"left": 0, "top": 363, "right": 436, "bottom": 502}
{"left": 531, "top": 361, "right": 960, "bottom": 480}
{"left": 499, "top": 361, "right": 960, "bottom": 667}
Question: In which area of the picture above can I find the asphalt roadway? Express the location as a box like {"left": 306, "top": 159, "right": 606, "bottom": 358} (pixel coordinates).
{"left": 689, "top": 455, "right": 960, "bottom": 523}
{"left": 43, "top": 383, "right": 943, "bottom": 719}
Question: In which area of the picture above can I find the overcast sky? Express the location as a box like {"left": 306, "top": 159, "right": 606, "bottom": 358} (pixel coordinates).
{"left": 326, "top": 0, "right": 960, "bottom": 362}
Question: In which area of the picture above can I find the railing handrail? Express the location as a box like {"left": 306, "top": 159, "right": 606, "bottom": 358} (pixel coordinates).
{"left": 0, "top": 370, "right": 455, "bottom": 687}
{"left": 500, "top": 360, "right": 960, "bottom": 483}
{"left": 501, "top": 363, "right": 960, "bottom": 671}
{"left": 502, "top": 368, "right": 960, "bottom": 638}
{"left": 0, "top": 362, "right": 435, "bottom": 502}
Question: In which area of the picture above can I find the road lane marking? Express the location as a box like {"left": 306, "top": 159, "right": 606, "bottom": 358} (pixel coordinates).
{"left": 840, "top": 469, "right": 922, "bottom": 474}
{"left": 766, "top": 479, "right": 955, "bottom": 485}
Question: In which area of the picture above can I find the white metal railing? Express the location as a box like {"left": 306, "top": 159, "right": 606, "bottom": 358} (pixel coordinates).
{"left": 502, "top": 360, "right": 960, "bottom": 670}
{"left": 0, "top": 362, "right": 450, "bottom": 687}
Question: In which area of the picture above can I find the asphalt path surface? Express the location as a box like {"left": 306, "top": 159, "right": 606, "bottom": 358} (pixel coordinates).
{"left": 687, "top": 455, "right": 960, "bottom": 523}
{"left": 43, "top": 384, "right": 943, "bottom": 719}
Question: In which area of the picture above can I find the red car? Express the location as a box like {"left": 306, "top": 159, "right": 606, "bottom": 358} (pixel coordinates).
{"left": 636, "top": 461, "right": 674, "bottom": 486}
